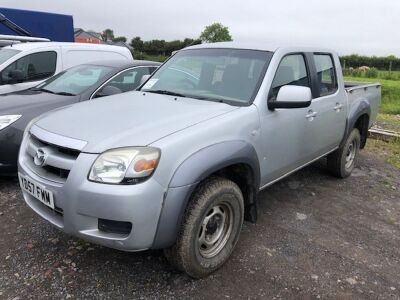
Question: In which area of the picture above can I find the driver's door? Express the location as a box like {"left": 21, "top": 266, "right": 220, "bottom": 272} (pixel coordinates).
{"left": 259, "top": 53, "right": 316, "bottom": 186}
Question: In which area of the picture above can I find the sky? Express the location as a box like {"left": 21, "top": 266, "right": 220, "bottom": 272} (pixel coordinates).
{"left": 1, "top": 0, "right": 398, "bottom": 56}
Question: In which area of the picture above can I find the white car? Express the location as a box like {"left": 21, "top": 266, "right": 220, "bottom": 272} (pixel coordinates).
{"left": 0, "top": 42, "right": 133, "bottom": 94}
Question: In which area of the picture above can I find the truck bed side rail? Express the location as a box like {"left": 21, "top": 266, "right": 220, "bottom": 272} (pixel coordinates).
{"left": 344, "top": 82, "right": 381, "bottom": 93}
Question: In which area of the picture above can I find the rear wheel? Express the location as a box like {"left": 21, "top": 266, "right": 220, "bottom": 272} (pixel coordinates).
{"left": 327, "top": 128, "right": 361, "bottom": 178}
{"left": 164, "top": 177, "right": 244, "bottom": 278}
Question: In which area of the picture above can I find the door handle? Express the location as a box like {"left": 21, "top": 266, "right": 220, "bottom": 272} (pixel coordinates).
{"left": 305, "top": 110, "right": 317, "bottom": 120}
{"left": 334, "top": 103, "right": 343, "bottom": 112}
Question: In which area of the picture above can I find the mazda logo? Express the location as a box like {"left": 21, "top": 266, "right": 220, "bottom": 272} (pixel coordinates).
{"left": 34, "top": 148, "right": 47, "bottom": 167}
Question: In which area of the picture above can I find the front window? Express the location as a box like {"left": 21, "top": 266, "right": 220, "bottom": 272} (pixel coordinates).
{"left": 269, "top": 54, "right": 311, "bottom": 101}
{"left": 1, "top": 51, "right": 57, "bottom": 85}
{"left": 0, "top": 48, "right": 20, "bottom": 65}
{"left": 141, "top": 48, "right": 272, "bottom": 105}
{"left": 35, "top": 64, "right": 113, "bottom": 96}
{"left": 93, "top": 66, "right": 155, "bottom": 98}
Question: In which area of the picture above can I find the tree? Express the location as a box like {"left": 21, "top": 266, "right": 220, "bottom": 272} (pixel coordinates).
{"left": 101, "top": 29, "right": 114, "bottom": 41}
{"left": 112, "top": 36, "right": 127, "bottom": 43}
{"left": 182, "top": 38, "right": 202, "bottom": 47}
{"left": 130, "top": 36, "right": 144, "bottom": 51}
{"left": 200, "top": 23, "right": 232, "bottom": 43}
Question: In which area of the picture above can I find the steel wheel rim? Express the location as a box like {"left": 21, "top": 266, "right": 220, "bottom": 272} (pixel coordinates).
{"left": 198, "top": 202, "right": 234, "bottom": 258}
{"left": 345, "top": 139, "right": 357, "bottom": 169}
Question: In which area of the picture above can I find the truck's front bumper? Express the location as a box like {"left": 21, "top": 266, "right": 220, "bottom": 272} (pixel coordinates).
{"left": 18, "top": 152, "right": 167, "bottom": 251}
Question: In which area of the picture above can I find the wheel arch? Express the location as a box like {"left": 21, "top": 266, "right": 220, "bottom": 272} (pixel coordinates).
{"left": 341, "top": 99, "right": 371, "bottom": 149}
{"left": 152, "top": 140, "right": 260, "bottom": 249}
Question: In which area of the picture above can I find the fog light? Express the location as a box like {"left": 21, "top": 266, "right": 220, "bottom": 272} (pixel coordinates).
{"left": 98, "top": 219, "right": 132, "bottom": 235}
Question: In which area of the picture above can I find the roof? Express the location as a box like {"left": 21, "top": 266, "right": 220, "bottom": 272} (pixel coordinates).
{"left": 84, "top": 59, "right": 161, "bottom": 69}
{"left": 3, "top": 41, "right": 131, "bottom": 52}
{"left": 185, "top": 41, "right": 335, "bottom": 54}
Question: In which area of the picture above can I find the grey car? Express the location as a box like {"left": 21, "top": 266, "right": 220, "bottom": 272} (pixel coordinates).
{"left": 0, "top": 60, "right": 160, "bottom": 174}
{"left": 17, "top": 43, "right": 380, "bottom": 278}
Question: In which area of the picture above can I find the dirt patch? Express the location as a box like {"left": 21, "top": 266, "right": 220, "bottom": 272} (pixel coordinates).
{"left": 0, "top": 146, "right": 399, "bottom": 299}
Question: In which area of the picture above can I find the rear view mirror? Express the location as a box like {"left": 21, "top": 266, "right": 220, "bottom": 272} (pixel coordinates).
{"left": 9, "top": 69, "right": 24, "bottom": 83}
{"left": 268, "top": 85, "right": 312, "bottom": 109}
{"left": 97, "top": 85, "right": 122, "bottom": 98}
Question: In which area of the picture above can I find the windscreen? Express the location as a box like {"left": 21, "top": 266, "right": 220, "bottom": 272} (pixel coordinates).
{"left": 0, "top": 49, "right": 20, "bottom": 65}
{"left": 141, "top": 48, "right": 272, "bottom": 105}
{"left": 36, "top": 64, "right": 113, "bottom": 95}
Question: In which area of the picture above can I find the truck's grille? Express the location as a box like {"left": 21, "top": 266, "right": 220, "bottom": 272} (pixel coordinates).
{"left": 24, "top": 134, "right": 80, "bottom": 183}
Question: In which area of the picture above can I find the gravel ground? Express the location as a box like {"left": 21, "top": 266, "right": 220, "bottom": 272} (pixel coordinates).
{"left": 0, "top": 147, "right": 399, "bottom": 299}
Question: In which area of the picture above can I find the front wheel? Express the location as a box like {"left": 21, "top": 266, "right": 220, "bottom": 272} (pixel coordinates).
{"left": 327, "top": 128, "right": 361, "bottom": 178}
{"left": 164, "top": 177, "right": 244, "bottom": 278}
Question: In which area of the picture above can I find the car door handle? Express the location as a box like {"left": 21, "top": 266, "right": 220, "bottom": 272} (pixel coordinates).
{"left": 305, "top": 110, "right": 317, "bottom": 120}
{"left": 334, "top": 103, "right": 343, "bottom": 112}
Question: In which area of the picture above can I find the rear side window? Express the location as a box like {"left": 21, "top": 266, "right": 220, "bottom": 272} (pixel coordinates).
{"left": 269, "top": 54, "right": 310, "bottom": 100}
{"left": 1, "top": 51, "right": 57, "bottom": 84}
{"left": 313, "top": 54, "right": 338, "bottom": 97}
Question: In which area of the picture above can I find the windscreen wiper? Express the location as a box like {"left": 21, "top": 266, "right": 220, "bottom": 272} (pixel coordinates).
{"left": 188, "top": 95, "right": 236, "bottom": 105}
{"left": 145, "top": 90, "right": 187, "bottom": 98}
{"left": 54, "top": 92, "right": 76, "bottom": 96}
{"left": 32, "top": 88, "right": 56, "bottom": 94}
{"left": 32, "top": 88, "right": 75, "bottom": 96}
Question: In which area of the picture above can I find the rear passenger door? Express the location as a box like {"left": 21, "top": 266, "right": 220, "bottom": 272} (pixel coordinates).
{"left": 308, "top": 53, "right": 346, "bottom": 155}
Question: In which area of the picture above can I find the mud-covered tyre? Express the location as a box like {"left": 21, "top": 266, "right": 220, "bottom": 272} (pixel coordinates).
{"left": 164, "top": 177, "right": 244, "bottom": 278}
{"left": 327, "top": 128, "right": 361, "bottom": 178}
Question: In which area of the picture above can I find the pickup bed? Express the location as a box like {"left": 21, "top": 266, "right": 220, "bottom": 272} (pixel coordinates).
{"left": 17, "top": 42, "right": 381, "bottom": 278}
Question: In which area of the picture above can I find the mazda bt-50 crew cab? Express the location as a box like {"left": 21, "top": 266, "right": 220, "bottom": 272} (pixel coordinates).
{"left": 18, "top": 42, "right": 381, "bottom": 278}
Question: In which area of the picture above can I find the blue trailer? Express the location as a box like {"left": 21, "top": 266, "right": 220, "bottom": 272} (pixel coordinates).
{"left": 0, "top": 7, "right": 74, "bottom": 42}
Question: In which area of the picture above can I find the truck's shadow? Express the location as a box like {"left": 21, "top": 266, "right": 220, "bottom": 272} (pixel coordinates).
{"left": 6, "top": 158, "right": 340, "bottom": 287}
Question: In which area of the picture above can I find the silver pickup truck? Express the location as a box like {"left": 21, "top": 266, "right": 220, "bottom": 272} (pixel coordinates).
{"left": 17, "top": 42, "right": 381, "bottom": 278}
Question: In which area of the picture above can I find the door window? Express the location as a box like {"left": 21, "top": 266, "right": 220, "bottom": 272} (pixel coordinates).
{"left": 94, "top": 67, "right": 153, "bottom": 98}
{"left": 269, "top": 54, "right": 310, "bottom": 100}
{"left": 0, "top": 51, "right": 57, "bottom": 84}
{"left": 313, "top": 54, "right": 338, "bottom": 97}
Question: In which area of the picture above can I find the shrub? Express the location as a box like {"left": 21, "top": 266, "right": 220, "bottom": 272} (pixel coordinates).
{"left": 365, "top": 67, "right": 378, "bottom": 78}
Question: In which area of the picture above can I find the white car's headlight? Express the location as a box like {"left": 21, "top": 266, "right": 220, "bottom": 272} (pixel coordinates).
{"left": 0, "top": 115, "right": 21, "bottom": 131}
{"left": 88, "top": 147, "right": 160, "bottom": 184}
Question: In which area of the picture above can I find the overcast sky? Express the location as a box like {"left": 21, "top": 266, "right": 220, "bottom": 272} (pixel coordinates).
{"left": 2, "top": 0, "right": 398, "bottom": 56}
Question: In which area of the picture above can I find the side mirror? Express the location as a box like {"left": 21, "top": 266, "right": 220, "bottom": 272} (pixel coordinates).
{"left": 96, "top": 85, "right": 122, "bottom": 98}
{"left": 268, "top": 85, "right": 312, "bottom": 109}
{"left": 140, "top": 74, "right": 151, "bottom": 86}
{"left": 9, "top": 69, "right": 24, "bottom": 83}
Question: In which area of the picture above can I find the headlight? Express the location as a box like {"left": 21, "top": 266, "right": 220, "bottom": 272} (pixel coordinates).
{"left": 0, "top": 115, "right": 21, "bottom": 131}
{"left": 88, "top": 147, "right": 160, "bottom": 184}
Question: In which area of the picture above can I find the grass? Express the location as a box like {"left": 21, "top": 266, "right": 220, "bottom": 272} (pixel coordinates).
{"left": 367, "top": 138, "right": 400, "bottom": 170}
{"left": 367, "top": 111, "right": 400, "bottom": 170}
{"left": 377, "top": 70, "right": 400, "bottom": 80}
{"left": 376, "top": 114, "right": 400, "bottom": 132}
{"left": 344, "top": 76, "right": 400, "bottom": 115}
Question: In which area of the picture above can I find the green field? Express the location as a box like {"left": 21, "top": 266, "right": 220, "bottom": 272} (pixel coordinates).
{"left": 345, "top": 74, "right": 400, "bottom": 169}
{"left": 344, "top": 76, "right": 400, "bottom": 115}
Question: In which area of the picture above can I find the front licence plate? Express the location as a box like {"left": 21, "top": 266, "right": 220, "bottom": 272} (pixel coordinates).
{"left": 18, "top": 174, "right": 55, "bottom": 209}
